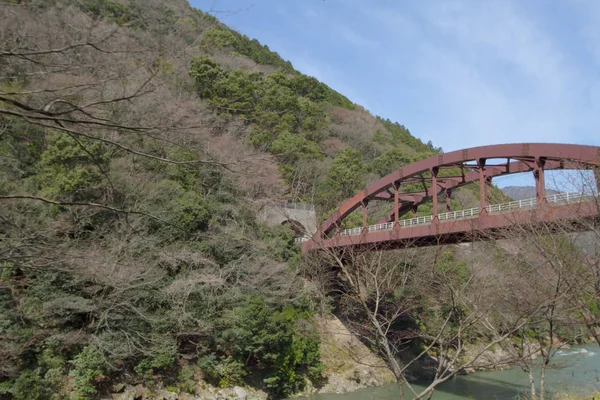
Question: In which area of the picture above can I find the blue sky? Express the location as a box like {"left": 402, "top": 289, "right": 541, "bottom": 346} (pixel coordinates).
{"left": 189, "top": 0, "right": 600, "bottom": 187}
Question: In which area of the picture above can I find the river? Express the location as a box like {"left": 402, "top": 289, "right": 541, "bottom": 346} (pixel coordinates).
{"left": 307, "top": 345, "right": 600, "bottom": 400}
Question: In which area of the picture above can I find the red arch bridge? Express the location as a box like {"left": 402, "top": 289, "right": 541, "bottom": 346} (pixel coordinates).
{"left": 300, "top": 143, "right": 600, "bottom": 254}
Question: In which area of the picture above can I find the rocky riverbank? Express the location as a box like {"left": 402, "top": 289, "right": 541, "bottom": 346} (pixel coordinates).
{"left": 111, "top": 384, "right": 267, "bottom": 400}
{"left": 298, "top": 317, "right": 396, "bottom": 395}
{"left": 108, "top": 319, "right": 564, "bottom": 399}
{"left": 106, "top": 316, "right": 394, "bottom": 400}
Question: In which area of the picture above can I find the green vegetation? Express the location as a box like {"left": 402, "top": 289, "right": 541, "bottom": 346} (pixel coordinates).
{"left": 2, "top": 1, "right": 599, "bottom": 400}
{"left": 318, "top": 147, "right": 367, "bottom": 213}
{"left": 189, "top": 57, "right": 329, "bottom": 182}
{"left": 1, "top": 0, "right": 511, "bottom": 399}
{"left": 201, "top": 27, "right": 295, "bottom": 73}
{"left": 0, "top": 110, "right": 315, "bottom": 398}
{"left": 69, "top": 346, "right": 110, "bottom": 399}
{"left": 0, "top": 0, "right": 369, "bottom": 396}
{"left": 83, "top": 0, "right": 134, "bottom": 25}
{"left": 200, "top": 297, "right": 323, "bottom": 397}
{"left": 199, "top": 25, "right": 354, "bottom": 109}
{"left": 376, "top": 118, "right": 441, "bottom": 154}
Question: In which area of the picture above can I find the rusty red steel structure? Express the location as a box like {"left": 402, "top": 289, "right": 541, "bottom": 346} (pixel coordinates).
{"left": 302, "top": 143, "right": 600, "bottom": 254}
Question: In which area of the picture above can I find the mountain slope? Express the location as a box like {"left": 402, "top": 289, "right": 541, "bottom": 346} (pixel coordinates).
{"left": 501, "top": 186, "right": 560, "bottom": 200}
{"left": 0, "top": 1, "right": 439, "bottom": 398}
{"left": 2, "top": 3, "right": 595, "bottom": 400}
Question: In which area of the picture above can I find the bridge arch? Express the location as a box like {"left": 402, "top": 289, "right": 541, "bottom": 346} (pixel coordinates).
{"left": 304, "top": 143, "right": 600, "bottom": 253}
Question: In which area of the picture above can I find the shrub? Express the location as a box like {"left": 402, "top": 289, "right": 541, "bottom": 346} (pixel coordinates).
{"left": 80, "top": 0, "right": 132, "bottom": 25}
{"left": 372, "top": 148, "right": 412, "bottom": 177}
{"left": 8, "top": 370, "right": 52, "bottom": 400}
{"left": 174, "top": 364, "right": 197, "bottom": 394}
{"left": 198, "top": 355, "right": 246, "bottom": 388}
{"left": 201, "top": 28, "right": 238, "bottom": 48}
{"left": 216, "top": 297, "right": 324, "bottom": 398}
{"left": 69, "top": 346, "right": 109, "bottom": 400}
{"left": 31, "top": 132, "right": 108, "bottom": 200}
{"left": 318, "top": 147, "right": 366, "bottom": 208}
{"left": 134, "top": 342, "right": 177, "bottom": 380}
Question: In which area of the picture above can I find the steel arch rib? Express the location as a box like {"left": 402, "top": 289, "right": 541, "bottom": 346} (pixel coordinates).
{"left": 375, "top": 158, "right": 588, "bottom": 223}
{"left": 313, "top": 143, "right": 600, "bottom": 240}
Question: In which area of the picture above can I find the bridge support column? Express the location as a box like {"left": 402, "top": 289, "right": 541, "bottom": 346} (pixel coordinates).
{"left": 393, "top": 184, "right": 399, "bottom": 225}
{"left": 362, "top": 201, "right": 368, "bottom": 231}
{"left": 432, "top": 167, "right": 439, "bottom": 218}
{"left": 534, "top": 158, "right": 546, "bottom": 203}
{"left": 478, "top": 158, "right": 488, "bottom": 212}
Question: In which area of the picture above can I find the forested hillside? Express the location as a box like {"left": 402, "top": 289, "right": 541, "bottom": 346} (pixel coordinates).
{"left": 3, "top": 1, "right": 598, "bottom": 400}
{"left": 501, "top": 186, "right": 560, "bottom": 201}
{"left": 0, "top": 0, "right": 441, "bottom": 398}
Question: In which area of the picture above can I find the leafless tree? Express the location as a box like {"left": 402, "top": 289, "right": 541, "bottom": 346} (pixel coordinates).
{"left": 472, "top": 175, "right": 600, "bottom": 400}
{"left": 0, "top": 1, "right": 274, "bottom": 213}
{"left": 0, "top": 1, "right": 294, "bottom": 379}
{"left": 302, "top": 235, "right": 546, "bottom": 400}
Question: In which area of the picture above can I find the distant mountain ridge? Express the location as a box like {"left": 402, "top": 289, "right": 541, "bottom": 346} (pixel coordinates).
{"left": 501, "top": 185, "right": 560, "bottom": 200}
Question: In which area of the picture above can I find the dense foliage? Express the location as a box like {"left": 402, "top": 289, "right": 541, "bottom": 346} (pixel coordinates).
{"left": 199, "top": 297, "right": 323, "bottom": 397}
{"left": 0, "top": 0, "right": 458, "bottom": 398}
{"left": 0, "top": 116, "right": 316, "bottom": 398}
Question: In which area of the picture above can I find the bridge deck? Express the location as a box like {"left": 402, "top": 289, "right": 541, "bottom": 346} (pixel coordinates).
{"left": 301, "top": 192, "right": 599, "bottom": 252}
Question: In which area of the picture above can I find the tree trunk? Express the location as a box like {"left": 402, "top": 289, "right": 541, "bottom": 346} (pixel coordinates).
{"left": 540, "top": 361, "right": 547, "bottom": 400}
{"left": 528, "top": 369, "right": 537, "bottom": 400}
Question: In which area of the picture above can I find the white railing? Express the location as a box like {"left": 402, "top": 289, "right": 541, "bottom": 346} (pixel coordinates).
{"left": 368, "top": 222, "right": 394, "bottom": 233}
{"left": 331, "top": 191, "right": 593, "bottom": 238}
{"left": 545, "top": 191, "right": 594, "bottom": 204}
{"left": 485, "top": 197, "right": 536, "bottom": 214}
{"left": 293, "top": 191, "right": 595, "bottom": 243}
{"left": 438, "top": 207, "right": 480, "bottom": 221}
{"left": 277, "top": 202, "right": 315, "bottom": 211}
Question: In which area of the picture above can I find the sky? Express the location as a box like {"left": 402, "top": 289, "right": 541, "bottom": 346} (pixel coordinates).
{"left": 189, "top": 0, "right": 600, "bottom": 188}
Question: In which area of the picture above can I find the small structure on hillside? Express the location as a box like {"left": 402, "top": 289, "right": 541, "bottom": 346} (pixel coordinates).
{"left": 259, "top": 202, "right": 317, "bottom": 242}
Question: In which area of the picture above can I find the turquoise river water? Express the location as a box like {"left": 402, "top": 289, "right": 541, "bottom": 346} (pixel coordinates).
{"left": 307, "top": 345, "right": 600, "bottom": 400}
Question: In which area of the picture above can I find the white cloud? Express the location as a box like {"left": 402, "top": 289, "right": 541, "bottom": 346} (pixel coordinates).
{"left": 333, "top": 24, "right": 379, "bottom": 49}
{"left": 370, "top": 0, "right": 600, "bottom": 150}
{"left": 423, "top": 1, "right": 569, "bottom": 99}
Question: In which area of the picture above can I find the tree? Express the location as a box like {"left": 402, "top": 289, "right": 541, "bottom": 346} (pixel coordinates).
{"left": 372, "top": 148, "right": 412, "bottom": 177}
{"left": 0, "top": 2, "right": 311, "bottom": 397}
{"left": 320, "top": 147, "right": 366, "bottom": 208}
{"left": 201, "top": 297, "right": 324, "bottom": 398}
{"left": 302, "top": 239, "right": 541, "bottom": 400}
{"left": 477, "top": 187, "right": 600, "bottom": 400}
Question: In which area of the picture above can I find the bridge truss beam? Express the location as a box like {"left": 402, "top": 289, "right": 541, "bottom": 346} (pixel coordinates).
{"left": 303, "top": 143, "right": 600, "bottom": 254}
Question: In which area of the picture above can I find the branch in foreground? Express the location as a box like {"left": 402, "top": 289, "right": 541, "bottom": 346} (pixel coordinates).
{"left": 0, "top": 195, "right": 181, "bottom": 230}
{"left": 0, "top": 111, "right": 233, "bottom": 168}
